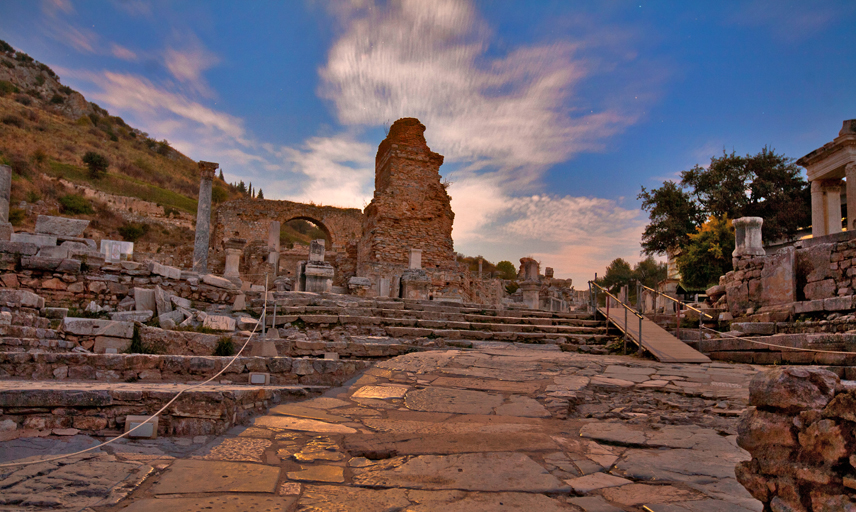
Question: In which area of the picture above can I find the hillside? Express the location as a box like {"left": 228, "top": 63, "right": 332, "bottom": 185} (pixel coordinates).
{"left": 0, "top": 40, "right": 243, "bottom": 250}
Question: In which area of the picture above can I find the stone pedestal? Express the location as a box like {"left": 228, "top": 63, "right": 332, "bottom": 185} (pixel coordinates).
{"left": 400, "top": 269, "right": 430, "bottom": 300}
{"left": 267, "top": 221, "right": 281, "bottom": 274}
{"left": 520, "top": 258, "right": 540, "bottom": 281}
{"left": 249, "top": 340, "right": 278, "bottom": 357}
{"left": 378, "top": 277, "right": 390, "bottom": 297}
{"left": 0, "top": 165, "right": 12, "bottom": 241}
{"left": 304, "top": 263, "right": 334, "bottom": 293}
{"left": 223, "top": 237, "right": 246, "bottom": 283}
{"left": 732, "top": 217, "right": 765, "bottom": 258}
{"left": 409, "top": 248, "right": 422, "bottom": 269}
{"left": 193, "top": 161, "right": 218, "bottom": 273}
{"left": 348, "top": 277, "right": 372, "bottom": 296}
{"left": 519, "top": 281, "right": 540, "bottom": 310}
{"left": 810, "top": 180, "right": 843, "bottom": 238}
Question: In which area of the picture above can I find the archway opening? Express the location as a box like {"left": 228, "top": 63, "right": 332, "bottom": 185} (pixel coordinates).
{"left": 280, "top": 217, "right": 331, "bottom": 250}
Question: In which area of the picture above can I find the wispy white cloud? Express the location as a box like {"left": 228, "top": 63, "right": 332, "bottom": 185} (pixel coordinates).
{"left": 41, "top": 0, "right": 74, "bottom": 16}
{"left": 730, "top": 0, "right": 852, "bottom": 42}
{"left": 109, "top": 43, "right": 137, "bottom": 61}
{"left": 319, "top": 0, "right": 633, "bottom": 188}
{"left": 164, "top": 33, "right": 220, "bottom": 97}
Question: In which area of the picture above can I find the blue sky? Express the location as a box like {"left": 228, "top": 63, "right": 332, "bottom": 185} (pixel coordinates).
{"left": 2, "top": 0, "right": 855, "bottom": 284}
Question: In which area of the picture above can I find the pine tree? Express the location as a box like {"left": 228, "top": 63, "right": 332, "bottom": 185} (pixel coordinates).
{"left": 257, "top": 189, "right": 264, "bottom": 200}
{"left": 218, "top": 169, "right": 224, "bottom": 181}
{"left": 248, "top": 182, "right": 253, "bottom": 197}
{"left": 237, "top": 180, "right": 246, "bottom": 194}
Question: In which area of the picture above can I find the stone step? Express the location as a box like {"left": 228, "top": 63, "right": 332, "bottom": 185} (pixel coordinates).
{"left": 0, "top": 380, "right": 328, "bottom": 438}
{"left": 0, "top": 324, "right": 60, "bottom": 339}
{"left": 0, "top": 352, "right": 372, "bottom": 386}
{"left": 0, "top": 336, "right": 76, "bottom": 353}
{"left": 287, "top": 314, "right": 607, "bottom": 335}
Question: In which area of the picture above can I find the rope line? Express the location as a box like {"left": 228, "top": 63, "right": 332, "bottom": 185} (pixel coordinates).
{"left": 701, "top": 325, "right": 856, "bottom": 355}
{"left": 0, "top": 280, "right": 271, "bottom": 468}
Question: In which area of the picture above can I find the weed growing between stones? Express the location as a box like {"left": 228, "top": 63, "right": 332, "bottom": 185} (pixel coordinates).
{"left": 125, "top": 325, "right": 165, "bottom": 354}
{"left": 213, "top": 337, "right": 235, "bottom": 356}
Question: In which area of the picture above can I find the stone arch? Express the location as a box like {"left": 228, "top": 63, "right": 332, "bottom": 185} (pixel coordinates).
{"left": 280, "top": 215, "right": 333, "bottom": 250}
{"left": 213, "top": 198, "right": 363, "bottom": 252}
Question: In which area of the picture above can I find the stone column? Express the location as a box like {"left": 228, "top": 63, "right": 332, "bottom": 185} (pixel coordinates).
{"left": 267, "top": 221, "right": 281, "bottom": 273}
{"left": 478, "top": 258, "right": 482, "bottom": 279}
{"left": 732, "top": 217, "right": 765, "bottom": 257}
{"left": 0, "top": 165, "right": 12, "bottom": 241}
{"left": 193, "top": 161, "right": 218, "bottom": 273}
{"left": 811, "top": 179, "right": 843, "bottom": 237}
{"left": 846, "top": 163, "right": 856, "bottom": 232}
{"left": 223, "top": 237, "right": 246, "bottom": 281}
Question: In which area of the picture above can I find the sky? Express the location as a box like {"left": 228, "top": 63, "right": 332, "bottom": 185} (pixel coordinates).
{"left": 1, "top": 0, "right": 855, "bottom": 285}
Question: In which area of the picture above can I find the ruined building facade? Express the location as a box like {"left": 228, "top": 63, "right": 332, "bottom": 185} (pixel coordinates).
{"left": 210, "top": 118, "right": 496, "bottom": 303}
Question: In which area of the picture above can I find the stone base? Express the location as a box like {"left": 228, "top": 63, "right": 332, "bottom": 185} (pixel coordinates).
{"left": 249, "top": 340, "right": 279, "bottom": 357}
{"left": 304, "top": 262, "right": 334, "bottom": 293}
{"left": 401, "top": 269, "right": 430, "bottom": 300}
{"left": 0, "top": 222, "right": 11, "bottom": 242}
{"left": 519, "top": 281, "right": 540, "bottom": 310}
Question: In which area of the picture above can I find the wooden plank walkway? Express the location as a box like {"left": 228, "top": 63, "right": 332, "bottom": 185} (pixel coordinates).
{"left": 597, "top": 306, "right": 711, "bottom": 363}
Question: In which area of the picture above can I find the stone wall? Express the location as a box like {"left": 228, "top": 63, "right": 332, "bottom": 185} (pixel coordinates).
{"left": 736, "top": 367, "right": 856, "bottom": 511}
{"left": 357, "top": 118, "right": 456, "bottom": 277}
{"left": 213, "top": 198, "right": 362, "bottom": 251}
{"left": 719, "top": 237, "right": 856, "bottom": 320}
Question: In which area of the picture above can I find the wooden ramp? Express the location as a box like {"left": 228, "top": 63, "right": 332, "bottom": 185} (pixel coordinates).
{"left": 597, "top": 307, "right": 710, "bottom": 363}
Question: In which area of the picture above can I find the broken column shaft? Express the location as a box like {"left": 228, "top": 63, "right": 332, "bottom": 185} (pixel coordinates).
{"left": 193, "top": 161, "right": 218, "bottom": 274}
{"left": 0, "top": 165, "right": 12, "bottom": 241}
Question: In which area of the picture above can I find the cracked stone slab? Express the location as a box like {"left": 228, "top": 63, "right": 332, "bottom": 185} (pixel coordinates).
{"left": 600, "top": 483, "right": 706, "bottom": 506}
{"left": 269, "top": 404, "right": 348, "bottom": 423}
{"left": 494, "top": 395, "right": 551, "bottom": 417}
{"left": 343, "top": 433, "right": 559, "bottom": 456}
{"left": 352, "top": 385, "right": 409, "bottom": 399}
{"left": 118, "top": 495, "right": 297, "bottom": 512}
{"left": 254, "top": 415, "right": 357, "bottom": 434}
{"left": 613, "top": 448, "right": 749, "bottom": 482}
{"left": 429, "top": 376, "right": 541, "bottom": 394}
{"left": 405, "top": 387, "right": 504, "bottom": 414}
{"left": 194, "top": 437, "right": 271, "bottom": 463}
{"left": 565, "top": 472, "right": 631, "bottom": 493}
{"left": 148, "top": 459, "right": 279, "bottom": 494}
{"left": 352, "top": 452, "right": 569, "bottom": 492}
{"left": 286, "top": 464, "right": 345, "bottom": 483}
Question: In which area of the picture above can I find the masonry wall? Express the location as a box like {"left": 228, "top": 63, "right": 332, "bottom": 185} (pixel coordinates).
{"left": 736, "top": 367, "right": 856, "bottom": 511}
{"left": 358, "top": 118, "right": 456, "bottom": 276}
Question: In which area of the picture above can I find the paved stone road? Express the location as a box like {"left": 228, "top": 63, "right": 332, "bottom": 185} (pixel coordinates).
{"left": 0, "top": 343, "right": 764, "bottom": 511}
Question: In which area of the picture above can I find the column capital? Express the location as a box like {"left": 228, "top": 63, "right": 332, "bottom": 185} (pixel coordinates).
{"left": 846, "top": 161, "right": 856, "bottom": 174}
{"left": 198, "top": 161, "right": 219, "bottom": 180}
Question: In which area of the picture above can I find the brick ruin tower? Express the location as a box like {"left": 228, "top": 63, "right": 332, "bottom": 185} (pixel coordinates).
{"left": 357, "top": 118, "right": 456, "bottom": 277}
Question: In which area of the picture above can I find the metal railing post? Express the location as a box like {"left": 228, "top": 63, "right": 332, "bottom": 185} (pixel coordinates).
{"left": 638, "top": 313, "right": 643, "bottom": 356}
{"left": 623, "top": 305, "right": 628, "bottom": 355}
{"left": 675, "top": 301, "right": 680, "bottom": 341}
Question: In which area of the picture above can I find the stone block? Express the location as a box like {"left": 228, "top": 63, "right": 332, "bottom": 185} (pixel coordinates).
{"left": 35, "top": 215, "right": 89, "bottom": 237}
{"left": 44, "top": 307, "right": 68, "bottom": 319}
{"left": 794, "top": 300, "right": 824, "bottom": 314}
{"left": 201, "top": 274, "right": 236, "bottom": 289}
{"left": 797, "top": 242, "right": 833, "bottom": 284}
{"left": 749, "top": 367, "right": 838, "bottom": 413}
{"left": 149, "top": 262, "right": 182, "bottom": 280}
{"left": 94, "top": 336, "right": 131, "bottom": 354}
{"left": 124, "top": 415, "right": 158, "bottom": 439}
{"left": 0, "top": 389, "right": 112, "bottom": 407}
{"left": 0, "top": 241, "right": 38, "bottom": 255}
{"left": 154, "top": 286, "right": 173, "bottom": 316}
{"left": 171, "top": 295, "right": 192, "bottom": 309}
{"left": 62, "top": 318, "right": 134, "bottom": 338}
{"left": 158, "top": 309, "right": 186, "bottom": 328}
{"left": 233, "top": 293, "right": 246, "bottom": 311}
{"left": 100, "top": 239, "right": 134, "bottom": 262}
{"left": 732, "top": 322, "right": 776, "bottom": 335}
{"left": 57, "top": 258, "right": 81, "bottom": 273}
{"left": 249, "top": 340, "right": 278, "bottom": 357}
{"left": 0, "top": 289, "right": 45, "bottom": 309}
{"left": 21, "top": 256, "right": 62, "bottom": 271}
{"left": 824, "top": 295, "right": 854, "bottom": 311}
{"left": 11, "top": 232, "right": 57, "bottom": 247}
{"left": 804, "top": 279, "right": 836, "bottom": 301}
{"left": 135, "top": 288, "right": 156, "bottom": 313}
{"left": 202, "top": 315, "right": 236, "bottom": 331}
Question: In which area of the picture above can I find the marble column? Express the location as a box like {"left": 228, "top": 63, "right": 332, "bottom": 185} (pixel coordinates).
{"left": 267, "top": 221, "right": 281, "bottom": 272}
{"left": 732, "top": 217, "right": 765, "bottom": 257}
{"left": 846, "top": 163, "right": 856, "bottom": 232}
{"left": 0, "top": 165, "right": 11, "bottom": 241}
{"left": 192, "top": 161, "right": 218, "bottom": 273}
{"left": 810, "top": 179, "right": 843, "bottom": 237}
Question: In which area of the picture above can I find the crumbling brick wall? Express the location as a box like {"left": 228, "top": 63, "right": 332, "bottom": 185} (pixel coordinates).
{"left": 736, "top": 367, "right": 856, "bottom": 511}
{"left": 358, "top": 118, "right": 455, "bottom": 276}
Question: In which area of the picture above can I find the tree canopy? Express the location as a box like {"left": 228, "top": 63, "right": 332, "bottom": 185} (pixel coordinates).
{"left": 596, "top": 257, "right": 667, "bottom": 299}
{"left": 675, "top": 216, "right": 735, "bottom": 289}
{"left": 639, "top": 147, "right": 809, "bottom": 256}
{"left": 496, "top": 260, "right": 517, "bottom": 280}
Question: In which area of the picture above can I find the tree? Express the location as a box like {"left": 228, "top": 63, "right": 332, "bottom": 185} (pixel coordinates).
{"left": 218, "top": 169, "right": 224, "bottom": 181}
{"left": 82, "top": 151, "right": 109, "bottom": 179}
{"left": 675, "top": 216, "right": 735, "bottom": 289}
{"left": 212, "top": 186, "right": 228, "bottom": 204}
{"left": 237, "top": 180, "right": 246, "bottom": 194}
{"left": 638, "top": 181, "right": 703, "bottom": 256}
{"left": 633, "top": 256, "right": 667, "bottom": 289}
{"left": 257, "top": 188, "right": 264, "bottom": 200}
{"left": 600, "top": 258, "right": 634, "bottom": 292}
{"left": 496, "top": 260, "right": 517, "bottom": 280}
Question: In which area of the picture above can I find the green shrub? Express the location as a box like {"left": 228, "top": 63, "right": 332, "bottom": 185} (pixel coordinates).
{"left": 0, "top": 39, "right": 13, "bottom": 53}
{"left": 14, "top": 94, "right": 31, "bottom": 106}
{"left": 82, "top": 151, "right": 109, "bottom": 179}
{"left": 125, "top": 325, "right": 163, "bottom": 354}
{"left": 117, "top": 222, "right": 149, "bottom": 242}
{"left": 212, "top": 186, "right": 228, "bottom": 204}
{"left": 213, "top": 337, "right": 235, "bottom": 356}
{"left": 58, "top": 85, "right": 72, "bottom": 95}
{"left": 505, "top": 282, "right": 519, "bottom": 294}
{"left": 25, "top": 190, "right": 40, "bottom": 202}
{"left": 58, "top": 194, "right": 94, "bottom": 214}
{"left": 14, "top": 52, "right": 32, "bottom": 63}
{"left": 0, "top": 80, "right": 17, "bottom": 96}
{"left": 49, "top": 93, "right": 64, "bottom": 104}
{"left": 35, "top": 75, "right": 45, "bottom": 86}
{"left": 8, "top": 208, "right": 25, "bottom": 226}
{"left": 1, "top": 60, "right": 14, "bottom": 69}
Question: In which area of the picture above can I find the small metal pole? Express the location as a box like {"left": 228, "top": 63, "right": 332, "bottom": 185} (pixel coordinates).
{"left": 623, "top": 304, "right": 628, "bottom": 355}
{"left": 699, "top": 312, "right": 704, "bottom": 343}
{"left": 675, "top": 300, "right": 680, "bottom": 341}
{"left": 262, "top": 274, "right": 268, "bottom": 337}
{"left": 272, "top": 295, "right": 277, "bottom": 333}
{"left": 638, "top": 314, "right": 643, "bottom": 356}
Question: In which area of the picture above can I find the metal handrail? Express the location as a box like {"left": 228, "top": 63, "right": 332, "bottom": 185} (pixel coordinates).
{"left": 590, "top": 282, "right": 643, "bottom": 319}
{"left": 589, "top": 281, "right": 644, "bottom": 356}
{"left": 639, "top": 284, "right": 713, "bottom": 319}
